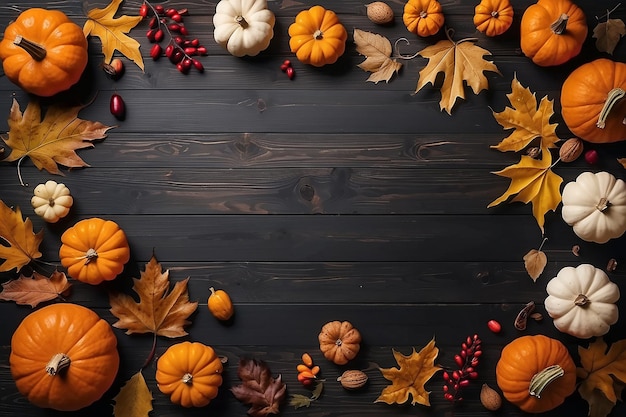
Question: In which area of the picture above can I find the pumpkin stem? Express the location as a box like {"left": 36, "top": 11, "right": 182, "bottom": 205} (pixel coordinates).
{"left": 335, "top": 338, "right": 343, "bottom": 346}
{"left": 182, "top": 373, "right": 193, "bottom": 384}
{"left": 235, "top": 15, "right": 248, "bottom": 28}
{"left": 46, "top": 353, "right": 71, "bottom": 376}
{"left": 84, "top": 248, "right": 98, "bottom": 265}
{"left": 13, "top": 35, "right": 46, "bottom": 61}
{"left": 313, "top": 29, "right": 323, "bottom": 40}
{"left": 529, "top": 365, "right": 564, "bottom": 398}
{"left": 596, "top": 197, "right": 610, "bottom": 212}
{"left": 597, "top": 87, "right": 625, "bottom": 129}
{"left": 550, "top": 14, "right": 569, "bottom": 35}
{"left": 491, "top": 10, "right": 499, "bottom": 18}
{"left": 420, "top": 11, "right": 428, "bottom": 19}
{"left": 575, "top": 293, "right": 590, "bottom": 306}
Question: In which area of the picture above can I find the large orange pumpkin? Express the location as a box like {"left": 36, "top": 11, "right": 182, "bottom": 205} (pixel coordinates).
{"left": 10, "top": 303, "right": 120, "bottom": 411}
{"left": 318, "top": 320, "right": 361, "bottom": 365}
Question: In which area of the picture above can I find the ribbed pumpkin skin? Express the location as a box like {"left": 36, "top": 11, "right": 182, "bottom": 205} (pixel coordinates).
{"left": 10, "top": 303, "right": 120, "bottom": 411}
{"left": 495, "top": 335, "right": 576, "bottom": 413}
{"left": 59, "top": 218, "right": 130, "bottom": 284}
{"left": 403, "top": 0, "right": 445, "bottom": 37}
{"left": 474, "top": 0, "right": 514, "bottom": 37}
{"left": 0, "top": 8, "right": 88, "bottom": 96}
{"left": 561, "top": 59, "right": 626, "bottom": 143}
{"left": 156, "top": 341, "right": 223, "bottom": 408}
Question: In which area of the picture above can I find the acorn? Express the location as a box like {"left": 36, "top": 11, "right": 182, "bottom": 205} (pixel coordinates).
{"left": 366, "top": 2, "right": 394, "bottom": 25}
{"left": 480, "top": 383, "right": 502, "bottom": 411}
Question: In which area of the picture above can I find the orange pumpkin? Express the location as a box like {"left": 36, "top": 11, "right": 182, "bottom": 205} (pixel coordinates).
{"left": 207, "top": 287, "right": 234, "bottom": 320}
{"left": 495, "top": 335, "right": 576, "bottom": 413}
{"left": 403, "top": 0, "right": 445, "bottom": 37}
{"left": 474, "top": 0, "right": 514, "bottom": 37}
{"left": 156, "top": 341, "right": 223, "bottom": 407}
{"left": 59, "top": 218, "right": 131, "bottom": 285}
{"left": 318, "top": 320, "right": 361, "bottom": 365}
{"left": 561, "top": 58, "right": 626, "bottom": 143}
{"left": 520, "top": 0, "right": 587, "bottom": 67}
{"left": 0, "top": 8, "right": 88, "bottom": 96}
{"left": 10, "top": 303, "right": 120, "bottom": 411}
{"left": 288, "top": 5, "right": 347, "bottom": 67}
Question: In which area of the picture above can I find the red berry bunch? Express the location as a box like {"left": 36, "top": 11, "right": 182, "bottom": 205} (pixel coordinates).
{"left": 442, "top": 334, "right": 482, "bottom": 402}
{"left": 139, "top": 1, "right": 207, "bottom": 74}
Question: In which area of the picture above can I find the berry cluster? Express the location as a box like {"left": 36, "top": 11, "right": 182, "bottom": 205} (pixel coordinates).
{"left": 296, "top": 352, "right": 320, "bottom": 386}
{"left": 443, "top": 334, "right": 482, "bottom": 402}
{"left": 139, "top": 2, "right": 207, "bottom": 74}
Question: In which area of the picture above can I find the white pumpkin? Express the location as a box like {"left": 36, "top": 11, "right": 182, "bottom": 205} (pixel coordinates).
{"left": 31, "top": 180, "right": 73, "bottom": 223}
{"left": 213, "top": 0, "right": 275, "bottom": 57}
{"left": 561, "top": 171, "right": 626, "bottom": 243}
{"left": 545, "top": 264, "right": 620, "bottom": 339}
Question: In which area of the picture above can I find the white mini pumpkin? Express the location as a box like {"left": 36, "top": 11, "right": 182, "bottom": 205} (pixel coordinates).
{"left": 545, "top": 264, "right": 620, "bottom": 339}
{"left": 213, "top": 0, "right": 275, "bottom": 57}
{"left": 561, "top": 171, "right": 626, "bottom": 243}
{"left": 31, "top": 180, "right": 73, "bottom": 223}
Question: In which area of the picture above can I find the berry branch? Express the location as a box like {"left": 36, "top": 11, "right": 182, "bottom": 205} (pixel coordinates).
{"left": 442, "top": 334, "right": 482, "bottom": 402}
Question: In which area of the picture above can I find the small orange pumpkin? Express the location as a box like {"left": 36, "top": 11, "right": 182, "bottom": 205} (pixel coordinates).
{"left": 318, "top": 320, "right": 361, "bottom": 365}
{"left": 156, "top": 341, "right": 223, "bottom": 408}
{"left": 403, "top": 0, "right": 445, "bottom": 37}
{"left": 495, "top": 335, "right": 576, "bottom": 413}
{"left": 10, "top": 303, "right": 120, "bottom": 411}
{"left": 59, "top": 217, "right": 131, "bottom": 285}
{"left": 474, "top": 0, "right": 514, "bottom": 37}
{"left": 208, "top": 287, "right": 234, "bottom": 321}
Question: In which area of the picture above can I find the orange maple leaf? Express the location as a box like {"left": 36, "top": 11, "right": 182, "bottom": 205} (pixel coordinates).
{"left": 0, "top": 270, "right": 71, "bottom": 307}
{"left": 375, "top": 338, "right": 442, "bottom": 406}
{"left": 0, "top": 200, "right": 43, "bottom": 272}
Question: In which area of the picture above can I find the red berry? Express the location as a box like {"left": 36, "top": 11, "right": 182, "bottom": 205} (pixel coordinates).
{"left": 110, "top": 93, "right": 126, "bottom": 120}
{"left": 166, "top": 8, "right": 178, "bottom": 17}
{"left": 454, "top": 354, "right": 464, "bottom": 367}
{"left": 190, "top": 38, "right": 200, "bottom": 47}
{"left": 487, "top": 319, "right": 502, "bottom": 333}
{"left": 174, "top": 36, "right": 184, "bottom": 46}
{"left": 149, "top": 17, "right": 158, "bottom": 29}
{"left": 184, "top": 47, "right": 197, "bottom": 55}
{"left": 196, "top": 46, "right": 208, "bottom": 55}
{"left": 146, "top": 29, "right": 156, "bottom": 42}
{"left": 459, "top": 379, "right": 470, "bottom": 387}
{"left": 171, "top": 14, "right": 183, "bottom": 22}
{"left": 182, "top": 58, "right": 192, "bottom": 71}
{"left": 150, "top": 44, "right": 162, "bottom": 60}
{"left": 165, "top": 44, "right": 175, "bottom": 57}
{"left": 155, "top": 5, "right": 165, "bottom": 15}
{"left": 192, "top": 59, "right": 204, "bottom": 72}
{"left": 180, "top": 26, "right": 189, "bottom": 36}
{"left": 154, "top": 29, "right": 164, "bottom": 42}
{"left": 139, "top": 3, "right": 149, "bottom": 17}
{"left": 585, "top": 149, "right": 599, "bottom": 165}
{"left": 286, "top": 66, "right": 295, "bottom": 79}
{"left": 168, "top": 23, "right": 181, "bottom": 32}
{"left": 170, "top": 50, "right": 183, "bottom": 64}
{"left": 280, "top": 63, "right": 289, "bottom": 71}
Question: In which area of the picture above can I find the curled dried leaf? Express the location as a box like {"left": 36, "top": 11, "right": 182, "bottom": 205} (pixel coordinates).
{"left": 572, "top": 245, "right": 581, "bottom": 256}
{"left": 514, "top": 301, "right": 535, "bottom": 331}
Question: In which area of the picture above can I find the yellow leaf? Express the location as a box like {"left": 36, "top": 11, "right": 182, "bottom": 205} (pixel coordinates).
{"left": 375, "top": 338, "right": 441, "bottom": 406}
{"left": 0, "top": 270, "right": 71, "bottom": 307}
{"left": 415, "top": 29, "right": 499, "bottom": 114}
{"left": 109, "top": 255, "right": 197, "bottom": 337}
{"left": 491, "top": 75, "right": 560, "bottom": 152}
{"left": 523, "top": 249, "right": 547, "bottom": 282}
{"left": 488, "top": 150, "right": 563, "bottom": 233}
{"left": 83, "top": 0, "right": 144, "bottom": 70}
{"left": 113, "top": 371, "right": 153, "bottom": 417}
{"left": 0, "top": 200, "right": 43, "bottom": 272}
{"left": 354, "top": 29, "right": 402, "bottom": 84}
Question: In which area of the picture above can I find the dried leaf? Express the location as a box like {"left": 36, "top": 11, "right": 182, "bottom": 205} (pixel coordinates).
{"left": 488, "top": 143, "right": 563, "bottom": 234}
{"left": 618, "top": 157, "right": 626, "bottom": 168}
{"left": 354, "top": 29, "right": 402, "bottom": 83}
{"left": 113, "top": 370, "right": 153, "bottom": 417}
{"left": 523, "top": 249, "right": 547, "bottom": 282}
{"left": 415, "top": 29, "right": 500, "bottom": 114}
{"left": 288, "top": 381, "right": 323, "bottom": 409}
{"left": 83, "top": 0, "right": 144, "bottom": 70}
{"left": 594, "top": 19, "right": 626, "bottom": 54}
{"left": 1, "top": 99, "right": 113, "bottom": 184}
{"left": 0, "top": 200, "right": 43, "bottom": 272}
{"left": 0, "top": 271, "right": 70, "bottom": 307}
{"left": 231, "top": 358, "right": 286, "bottom": 417}
{"left": 375, "top": 337, "right": 442, "bottom": 406}
{"left": 578, "top": 338, "right": 626, "bottom": 417}
{"left": 109, "top": 255, "right": 197, "bottom": 337}
{"left": 491, "top": 75, "right": 560, "bottom": 152}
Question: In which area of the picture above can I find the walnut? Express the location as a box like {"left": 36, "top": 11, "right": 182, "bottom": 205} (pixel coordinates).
{"left": 559, "top": 138, "right": 584, "bottom": 163}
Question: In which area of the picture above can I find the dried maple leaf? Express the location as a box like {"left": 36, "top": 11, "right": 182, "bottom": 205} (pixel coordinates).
{"left": 415, "top": 28, "right": 499, "bottom": 114}
{"left": 231, "top": 358, "right": 286, "bottom": 417}
{"left": 109, "top": 255, "right": 197, "bottom": 337}
{"left": 491, "top": 75, "right": 560, "bottom": 152}
{"left": 83, "top": 0, "right": 144, "bottom": 70}
{"left": 577, "top": 338, "right": 626, "bottom": 417}
{"left": 288, "top": 381, "right": 323, "bottom": 409}
{"left": 1, "top": 99, "right": 113, "bottom": 185}
{"left": 113, "top": 370, "right": 153, "bottom": 417}
{"left": 488, "top": 141, "right": 563, "bottom": 234}
{"left": 0, "top": 270, "right": 71, "bottom": 307}
{"left": 354, "top": 29, "right": 403, "bottom": 83}
{"left": 375, "top": 337, "right": 442, "bottom": 406}
{"left": 0, "top": 200, "right": 43, "bottom": 272}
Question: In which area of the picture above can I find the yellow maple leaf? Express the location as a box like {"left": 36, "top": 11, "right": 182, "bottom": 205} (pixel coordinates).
{"left": 375, "top": 338, "right": 442, "bottom": 406}
{"left": 0, "top": 200, "right": 43, "bottom": 273}
{"left": 415, "top": 28, "right": 499, "bottom": 114}
{"left": 354, "top": 29, "right": 403, "bottom": 83}
{"left": 488, "top": 149, "right": 563, "bottom": 234}
{"left": 491, "top": 75, "right": 560, "bottom": 152}
{"left": 1, "top": 98, "right": 113, "bottom": 185}
{"left": 578, "top": 338, "right": 626, "bottom": 417}
{"left": 109, "top": 255, "right": 197, "bottom": 337}
{"left": 113, "top": 371, "right": 153, "bottom": 417}
{"left": 83, "top": 0, "right": 144, "bottom": 70}
{"left": 0, "top": 270, "right": 71, "bottom": 307}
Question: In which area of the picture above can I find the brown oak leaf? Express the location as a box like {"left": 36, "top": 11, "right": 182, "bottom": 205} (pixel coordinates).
{"left": 375, "top": 337, "right": 442, "bottom": 406}
{"left": 0, "top": 270, "right": 70, "bottom": 307}
{"left": 0, "top": 200, "right": 43, "bottom": 272}
{"left": 578, "top": 338, "right": 626, "bottom": 417}
{"left": 83, "top": 0, "right": 144, "bottom": 69}
{"left": 113, "top": 370, "right": 153, "bottom": 417}
{"left": 1, "top": 99, "right": 113, "bottom": 185}
{"left": 109, "top": 255, "right": 197, "bottom": 337}
{"left": 231, "top": 358, "right": 286, "bottom": 417}
{"left": 354, "top": 29, "right": 403, "bottom": 83}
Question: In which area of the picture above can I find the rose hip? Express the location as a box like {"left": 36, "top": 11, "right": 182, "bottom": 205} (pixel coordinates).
{"left": 487, "top": 319, "right": 501, "bottom": 333}
{"left": 110, "top": 93, "right": 126, "bottom": 120}
{"left": 286, "top": 66, "right": 295, "bottom": 79}
{"left": 192, "top": 59, "right": 204, "bottom": 72}
{"left": 154, "top": 29, "right": 164, "bottom": 42}
{"left": 139, "top": 3, "right": 148, "bottom": 17}
{"left": 150, "top": 44, "right": 162, "bottom": 60}
{"left": 585, "top": 149, "right": 599, "bottom": 165}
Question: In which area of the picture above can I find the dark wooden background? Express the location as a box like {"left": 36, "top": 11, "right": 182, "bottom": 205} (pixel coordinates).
{"left": 1, "top": 0, "right": 626, "bottom": 416}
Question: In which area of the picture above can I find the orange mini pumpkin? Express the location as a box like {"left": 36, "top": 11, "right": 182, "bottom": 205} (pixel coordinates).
{"left": 10, "top": 303, "right": 120, "bottom": 411}
{"left": 318, "top": 320, "right": 361, "bottom": 365}
{"left": 59, "top": 217, "right": 131, "bottom": 285}
{"left": 208, "top": 287, "right": 234, "bottom": 321}
{"left": 403, "top": 0, "right": 445, "bottom": 37}
{"left": 474, "top": 0, "right": 514, "bottom": 37}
